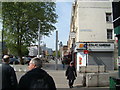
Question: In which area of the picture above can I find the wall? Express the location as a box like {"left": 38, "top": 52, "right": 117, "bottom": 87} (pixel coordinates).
{"left": 76, "top": 1, "right": 113, "bottom": 42}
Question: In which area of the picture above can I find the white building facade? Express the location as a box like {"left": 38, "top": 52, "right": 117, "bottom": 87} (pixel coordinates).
{"left": 68, "top": 0, "right": 116, "bottom": 71}
{"left": 28, "top": 45, "right": 53, "bottom": 57}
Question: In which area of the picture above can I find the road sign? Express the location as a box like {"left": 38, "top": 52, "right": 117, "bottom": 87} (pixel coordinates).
{"left": 84, "top": 50, "right": 88, "bottom": 54}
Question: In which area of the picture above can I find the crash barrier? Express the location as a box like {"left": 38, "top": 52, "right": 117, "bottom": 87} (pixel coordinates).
{"left": 79, "top": 65, "right": 105, "bottom": 73}
{"left": 77, "top": 70, "right": 118, "bottom": 87}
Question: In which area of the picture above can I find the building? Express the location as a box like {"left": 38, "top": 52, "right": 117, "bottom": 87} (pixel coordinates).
{"left": 68, "top": 0, "right": 115, "bottom": 71}
{"left": 28, "top": 45, "right": 53, "bottom": 57}
{"left": 28, "top": 45, "right": 38, "bottom": 57}
{"left": 60, "top": 45, "right": 68, "bottom": 59}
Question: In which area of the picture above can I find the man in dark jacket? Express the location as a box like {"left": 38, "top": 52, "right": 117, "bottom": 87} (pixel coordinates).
{"left": 65, "top": 61, "right": 77, "bottom": 88}
{"left": 1, "top": 55, "right": 18, "bottom": 90}
{"left": 18, "top": 57, "right": 56, "bottom": 90}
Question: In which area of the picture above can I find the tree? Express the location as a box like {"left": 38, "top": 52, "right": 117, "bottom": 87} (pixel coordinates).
{"left": 53, "top": 51, "right": 60, "bottom": 58}
{"left": 2, "top": 2, "right": 58, "bottom": 64}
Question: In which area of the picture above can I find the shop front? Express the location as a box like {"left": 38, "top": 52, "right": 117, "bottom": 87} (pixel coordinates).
{"left": 74, "top": 42, "right": 114, "bottom": 71}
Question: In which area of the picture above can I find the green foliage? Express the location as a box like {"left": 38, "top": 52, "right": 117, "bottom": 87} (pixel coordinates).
{"left": 53, "top": 51, "right": 60, "bottom": 58}
{"left": 21, "top": 45, "right": 29, "bottom": 56}
{"left": 2, "top": 2, "right": 58, "bottom": 62}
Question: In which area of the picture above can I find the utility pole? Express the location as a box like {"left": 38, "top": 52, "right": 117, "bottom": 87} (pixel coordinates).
{"left": 55, "top": 30, "right": 58, "bottom": 70}
{"left": 59, "top": 41, "right": 63, "bottom": 61}
{"left": 72, "top": 43, "right": 74, "bottom": 62}
{"left": 85, "top": 42, "right": 88, "bottom": 66}
{"left": 38, "top": 20, "right": 40, "bottom": 58}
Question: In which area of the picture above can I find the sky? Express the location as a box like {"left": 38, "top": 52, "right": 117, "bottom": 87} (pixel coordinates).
{"left": 42, "top": 2, "right": 73, "bottom": 50}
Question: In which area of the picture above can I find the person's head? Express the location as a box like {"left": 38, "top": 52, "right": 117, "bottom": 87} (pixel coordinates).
{"left": 70, "top": 61, "right": 74, "bottom": 66}
{"left": 2, "top": 55, "right": 10, "bottom": 63}
{"left": 28, "top": 57, "right": 42, "bottom": 70}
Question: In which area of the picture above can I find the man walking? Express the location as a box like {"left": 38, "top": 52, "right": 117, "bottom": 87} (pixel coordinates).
{"left": 18, "top": 57, "right": 56, "bottom": 90}
{"left": 1, "top": 55, "right": 18, "bottom": 90}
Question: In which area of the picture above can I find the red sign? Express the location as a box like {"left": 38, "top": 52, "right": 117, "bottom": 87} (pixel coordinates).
{"left": 79, "top": 57, "right": 82, "bottom": 65}
{"left": 84, "top": 50, "right": 88, "bottom": 54}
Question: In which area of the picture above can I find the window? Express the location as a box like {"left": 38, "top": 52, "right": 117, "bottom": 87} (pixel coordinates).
{"left": 106, "top": 13, "right": 112, "bottom": 23}
{"left": 107, "top": 29, "right": 113, "bottom": 39}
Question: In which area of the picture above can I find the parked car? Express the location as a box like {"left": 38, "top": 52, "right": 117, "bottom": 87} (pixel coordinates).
{"left": 22, "top": 57, "right": 31, "bottom": 64}
{"left": 9, "top": 58, "right": 20, "bottom": 64}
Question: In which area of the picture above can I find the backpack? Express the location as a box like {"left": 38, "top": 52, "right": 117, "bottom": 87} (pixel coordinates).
{"left": 29, "top": 74, "right": 49, "bottom": 89}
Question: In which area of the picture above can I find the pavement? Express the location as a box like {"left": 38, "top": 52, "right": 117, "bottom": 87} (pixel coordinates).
{"left": 14, "top": 59, "right": 110, "bottom": 89}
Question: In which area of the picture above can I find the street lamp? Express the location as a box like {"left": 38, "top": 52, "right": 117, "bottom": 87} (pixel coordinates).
{"left": 38, "top": 20, "right": 41, "bottom": 58}
{"left": 59, "top": 41, "right": 63, "bottom": 61}
{"left": 55, "top": 30, "right": 58, "bottom": 70}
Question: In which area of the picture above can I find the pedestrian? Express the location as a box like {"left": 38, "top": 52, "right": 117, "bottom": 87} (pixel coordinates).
{"left": 18, "top": 57, "right": 56, "bottom": 90}
{"left": 65, "top": 61, "right": 77, "bottom": 88}
{"left": 61, "top": 60, "right": 65, "bottom": 69}
{"left": 1, "top": 55, "right": 18, "bottom": 90}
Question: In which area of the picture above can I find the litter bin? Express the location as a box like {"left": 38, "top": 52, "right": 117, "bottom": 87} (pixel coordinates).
{"left": 109, "top": 77, "right": 120, "bottom": 90}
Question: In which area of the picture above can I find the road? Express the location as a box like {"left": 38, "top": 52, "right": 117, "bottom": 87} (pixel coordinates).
{"left": 15, "top": 59, "right": 109, "bottom": 89}
{"left": 16, "top": 59, "right": 70, "bottom": 88}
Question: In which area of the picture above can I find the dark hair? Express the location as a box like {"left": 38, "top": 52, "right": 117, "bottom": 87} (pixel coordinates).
{"left": 31, "top": 57, "right": 42, "bottom": 68}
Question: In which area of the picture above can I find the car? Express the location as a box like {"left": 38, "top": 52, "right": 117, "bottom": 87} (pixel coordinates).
{"left": 9, "top": 58, "right": 20, "bottom": 64}
{"left": 22, "top": 57, "right": 31, "bottom": 64}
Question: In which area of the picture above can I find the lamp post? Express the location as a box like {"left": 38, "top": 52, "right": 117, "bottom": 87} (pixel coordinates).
{"left": 59, "top": 41, "right": 63, "bottom": 61}
{"left": 85, "top": 42, "right": 88, "bottom": 66}
{"left": 38, "top": 20, "right": 40, "bottom": 58}
{"left": 55, "top": 30, "right": 58, "bottom": 70}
